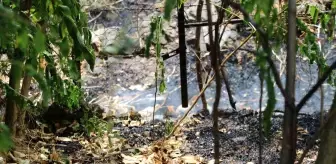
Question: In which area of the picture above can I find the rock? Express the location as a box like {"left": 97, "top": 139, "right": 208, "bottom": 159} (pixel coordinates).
{"left": 195, "top": 131, "right": 200, "bottom": 136}
{"left": 143, "top": 131, "right": 150, "bottom": 137}
{"left": 160, "top": 35, "right": 168, "bottom": 45}
{"left": 92, "top": 27, "right": 120, "bottom": 47}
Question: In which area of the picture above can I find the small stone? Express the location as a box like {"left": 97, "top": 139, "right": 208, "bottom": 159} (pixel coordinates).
{"left": 143, "top": 131, "right": 150, "bottom": 137}
{"left": 195, "top": 132, "right": 200, "bottom": 136}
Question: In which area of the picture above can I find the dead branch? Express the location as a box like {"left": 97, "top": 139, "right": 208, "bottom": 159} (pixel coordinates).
{"left": 195, "top": 0, "right": 208, "bottom": 111}
{"left": 220, "top": 68, "right": 236, "bottom": 110}
{"left": 185, "top": 19, "right": 243, "bottom": 28}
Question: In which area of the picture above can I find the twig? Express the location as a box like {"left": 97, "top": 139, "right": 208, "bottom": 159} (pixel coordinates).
{"left": 82, "top": 85, "right": 103, "bottom": 89}
{"left": 8, "top": 152, "right": 17, "bottom": 162}
{"left": 88, "top": 11, "right": 103, "bottom": 23}
{"left": 272, "top": 49, "right": 286, "bottom": 76}
{"left": 221, "top": 68, "right": 236, "bottom": 110}
{"left": 222, "top": 47, "right": 256, "bottom": 54}
{"left": 152, "top": 66, "right": 158, "bottom": 131}
{"left": 238, "top": 109, "right": 308, "bottom": 119}
{"left": 194, "top": 0, "right": 208, "bottom": 112}
{"left": 185, "top": 19, "right": 243, "bottom": 28}
{"left": 208, "top": 0, "right": 225, "bottom": 162}
{"left": 317, "top": 22, "right": 325, "bottom": 125}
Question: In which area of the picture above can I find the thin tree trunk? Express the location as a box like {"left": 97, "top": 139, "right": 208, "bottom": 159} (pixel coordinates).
{"left": 316, "top": 91, "right": 336, "bottom": 164}
{"left": 17, "top": 73, "right": 32, "bottom": 136}
{"left": 5, "top": 50, "right": 25, "bottom": 136}
{"left": 195, "top": 0, "right": 208, "bottom": 112}
{"left": 206, "top": 0, "right": 225, "bottom": 163}
{"left": 280, "top": 0, "right": 297, "bottom": 163}
{"left": 5, "top": 0, "right": 32, "bottom": 136}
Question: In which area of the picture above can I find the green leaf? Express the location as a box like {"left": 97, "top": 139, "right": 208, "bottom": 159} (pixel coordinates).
{"left": 321, "top": 14, "right": 330, "bottom": 29}
{"left": 58, "top": 22, "right": 66, "bottom": 39}
{"left": 58, "top": 4, "right": 73, "bottom": 17}
{"left": 16, "top": 30, "right": 28, "bottom": 51}
{"left": 83, "top": 28, "right": 92, "bottom": 45}
{"left": 68, "top": 60, "right": 80, "bottom": 79}
{"left": 82, "top": 48, "right": 95, "bottom": 71}
{"left": 0, "top": 123, "right": 14, "bottom": 152}
{"left": 308, "top": 5, "right": 319, "bottom": 24}
{"left": 59, "top": 37, "right": 71, "bottom": 57}
{"left": 256, "top": 0, "right": 274, "bottom": 16}
{"left": 164, "top": 0, "right": 177, "bottom": 21}
{"left": 145, "top": 19, "right": 158, "bottom": 57}
{"left": 33, "top": 30, "right": 46, "bottom": 53}
{"left": 159, "top": 80, "right": 166, "bottom": 93}
{"left": 332, "top": 0, "right": 336, "bottom": 9}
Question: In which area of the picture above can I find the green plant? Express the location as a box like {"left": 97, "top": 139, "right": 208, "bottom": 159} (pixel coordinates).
{"left": 0, "top": 123, "right": 14, "bottom": 152}
{"left": 51, "top": 79, "right": 83, "bottom": 110}
{"left": 164, "top": 119, "right": 174, "bottom": 136}
{"left": 0, "top": 0, "right": 95, "bottom": 138}
{"left": 81, "top": 115, "right": 112, "bottom": 137}
{"left": 145, "top": 16, "right": 166, "bottom": 93}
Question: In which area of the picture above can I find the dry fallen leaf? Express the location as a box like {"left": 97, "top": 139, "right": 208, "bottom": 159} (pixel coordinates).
{"left": 180, "top": 155, "right": 203, "bottom": 163}
{"left": 121, "top": 154, "right": 143, "bottom": 164}
{"left": 13, "top": 151, "right": 26, "bottom": 158}
{"left": 56, "top": 137, "right": 72, "bottom": 142}
{"left": 50, "top": 147, "right": 60, "bottom": 161}
{"left": 40, "top": 154, "right": 48, "bottom": 161}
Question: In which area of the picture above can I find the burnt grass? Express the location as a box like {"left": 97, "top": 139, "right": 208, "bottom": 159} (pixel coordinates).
{"left": 118, "top": 109, "right": 322, "bottom": 163}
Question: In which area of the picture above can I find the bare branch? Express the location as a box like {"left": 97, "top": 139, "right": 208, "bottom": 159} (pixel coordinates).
{"left": 184, "top": 19, "right": 243, "bottom": 28}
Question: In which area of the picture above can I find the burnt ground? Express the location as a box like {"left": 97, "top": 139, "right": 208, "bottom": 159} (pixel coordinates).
{"left": 117, "top": 109, "right": 321, "bottom": 163}
{"left": 9, "top": 108, "right": 321, "bottom": 163}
